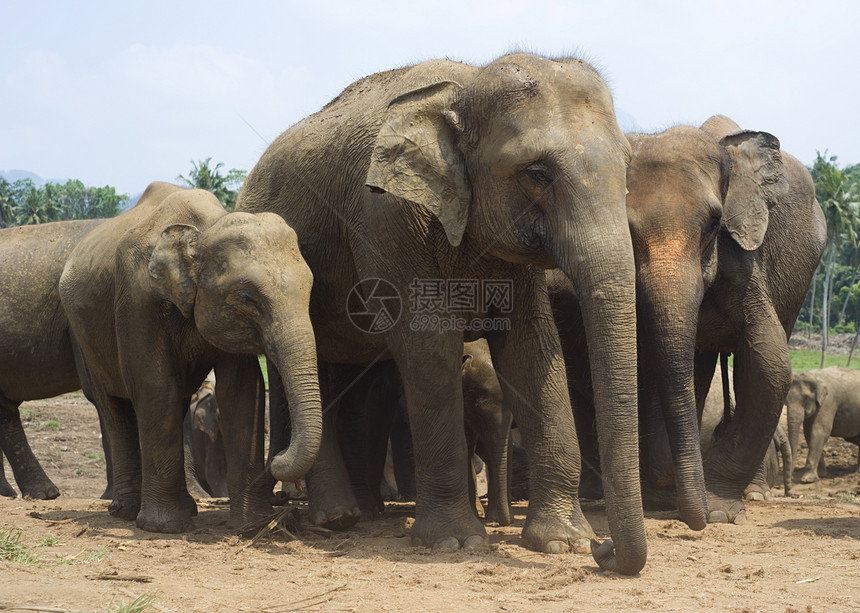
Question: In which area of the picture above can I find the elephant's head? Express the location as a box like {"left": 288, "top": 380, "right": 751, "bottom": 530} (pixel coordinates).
{"left": 785, "top": 372, "right": 824, "bottom": 461}
{"left": 366, "top": 53, "right": 643, "bottom": 574}
{"left": 625, "top": 119, "right": 788, "bottom": 530}
{"left": 148, "top": 208, "right": 321, "bottom": 484}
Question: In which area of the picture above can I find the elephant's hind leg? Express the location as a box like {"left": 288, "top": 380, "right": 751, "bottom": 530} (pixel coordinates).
{"left": 0, "top": 453, "right": 17, "bottom": 497}
{"left": 0, "top": 397, "right": 59, "bottom": 499}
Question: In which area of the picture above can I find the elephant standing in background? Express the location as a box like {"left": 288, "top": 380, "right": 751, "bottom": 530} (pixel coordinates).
{"left": 59, "top": 182, "right": 321, "bottom": 533}
{"left": 786, "top": 367, "right": 860, "bottom": 483}
{"left": 240, "top": 53, "right": 645, "bottom": 574}
{"left": 0, "top": 219, "right": 112, "bottom": 500}
{"left": 551, "top": 115, "right": 825, "bottom": 528}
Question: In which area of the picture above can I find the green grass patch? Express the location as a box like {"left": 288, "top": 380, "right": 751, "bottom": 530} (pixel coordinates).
{"left": 18, "top": 408, "right": 35, "bottom": 421}
{"left": 0, "top": 526, "right": 42, "bottom": 566}
{"left": 106, "top": 591, "right": 158, "bottom": 613}
{"left": 788, "top": 349, "right": 860, "bottom": 372}
{"left": 80, "top": 545, "right": 109, "bottom": 562}
{"left": 838, "top": 492, "right": 857, "bottom": 503}
{"left": 38, "top": 534, "right": 63, "bottom": 547}
{"left": 86, "top": 452, "right": 106, "bottom": 463}
{"left": 41, "top": 420, "right": 61, "bottom": 429}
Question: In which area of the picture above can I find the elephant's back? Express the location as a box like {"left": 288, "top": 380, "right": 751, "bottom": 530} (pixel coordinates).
{"left": 0, "top": 220, "right": 102, "bottom": 401}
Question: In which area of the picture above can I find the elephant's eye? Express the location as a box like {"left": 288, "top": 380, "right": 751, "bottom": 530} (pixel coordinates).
{"left": 238, "top": 288, "right": 260, "bottom": 307}
{"left": 523, "top": 163, "right": 553, "bottom": 188}
{"left": 703, "top": 217, "right": 721, "bottom": 241}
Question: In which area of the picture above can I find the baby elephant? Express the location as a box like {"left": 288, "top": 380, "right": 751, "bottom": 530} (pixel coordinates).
{"left": 786, "top": 367, "right": 860, "bottom": 483}
{"left": 59, "top": 182, "right": 322, "bottom": 533}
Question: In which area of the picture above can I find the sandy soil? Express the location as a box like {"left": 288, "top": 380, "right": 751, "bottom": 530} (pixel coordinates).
{"left": 1, "top": 393, "right": 859, "bottom": 613}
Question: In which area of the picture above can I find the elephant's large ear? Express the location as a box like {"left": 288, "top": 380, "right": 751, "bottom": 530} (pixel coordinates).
{"left": 813, "top": 376, "right": 829, "bottom": 410}
{"left": 365, "top": 81, "right": 471, "bottom": 247}
{"left": 148, "top": 224, "right": 200, "bottom": 319}
{"left": 720, "top": 130, "right": 789, "bottom": 251}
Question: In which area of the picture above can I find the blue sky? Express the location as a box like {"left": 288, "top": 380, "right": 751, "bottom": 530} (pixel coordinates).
{"left": 2, "top": 0, "right": 858, "bottom": 195}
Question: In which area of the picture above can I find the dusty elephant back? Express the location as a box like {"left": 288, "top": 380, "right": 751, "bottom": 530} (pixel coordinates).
{"left": 0, "top": 219, "right": 104, "bottom": 401}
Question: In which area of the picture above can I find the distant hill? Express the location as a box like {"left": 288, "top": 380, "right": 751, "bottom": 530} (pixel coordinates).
{"left": 0, "top": 169, "right": 66, "bottom": 186}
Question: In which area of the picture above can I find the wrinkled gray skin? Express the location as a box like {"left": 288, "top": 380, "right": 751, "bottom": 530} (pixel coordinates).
{"left": 239, "top": 54, "right": 644, "bottom": 574}
{"left": 700, "top": 365, "right": 792, "bottom": 499}
{"left": 0, "top": 219, "right": 112, "bottom": 500}
{"left": 786, "top": 367, "right": 860, "bottom": 483}
{"left": 550, "top": 115, "right": 825, "bottom": 529}
{"left": 59, "top": 182, "right": 321, "bottom": 533}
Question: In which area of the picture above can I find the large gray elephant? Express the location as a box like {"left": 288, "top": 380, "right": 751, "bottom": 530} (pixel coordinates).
{"left": 786, "top": 367, "right": 860, "bottom": 483}
{"left": 59, "top": 182, "right": 321, "bottom": 533}
{"left": 238, "top": 54, "right": 645, "bottom": 574}
{"left": 550, "top": 115, "right": 825, "bottom": 528}
{"left": 0, "top": 219, "right": 109, "bottom": 500}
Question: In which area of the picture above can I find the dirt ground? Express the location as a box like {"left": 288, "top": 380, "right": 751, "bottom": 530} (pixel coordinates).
{"left": 1, "top": 393, "right": 858, "bottom": 613}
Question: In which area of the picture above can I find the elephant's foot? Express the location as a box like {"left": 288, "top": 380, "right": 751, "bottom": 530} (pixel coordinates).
{"left": 706, "top": 491, "right": 746, "bottom": 524}
{"left": 522, "top": 504, "right": 594, "bottom": 554}
{"left": 19, "top": 477, "right": 60, "bottom": 500}
{"left": 227, "top": 495, "right": 273, "bottom": 529}
{"left": 744, "top": 481, "right": 772, "bottom": 501}
{"left": 799, "top": 469, "right": 820, "bottom": 484}
{"left": 411, "top": 508, "right": 488, "bottom": 551}
{"left": 309, "top": 492, "right": 361, "bottom": 530}
{"left": 0, "top": 475, "right": 17, "bottom": 498}
{"left": 136, "top": 493, "right": 197, "bottom": 533}
{"left": 108, "top": 494, "right": 141, "bottom": 521}
{"left": 354, "top": 488, "right": 385, "bottom": 522}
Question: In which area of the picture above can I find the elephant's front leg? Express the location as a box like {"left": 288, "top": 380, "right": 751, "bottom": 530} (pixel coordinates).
{"left": 703, "top": 302, "right": 792, "bottom": 523}
{"left": 392, "top": 332, "right": 486, "bottom": 550}
{"left": 133, "top": 380, "right": 197, "bottom": 533}
{"left": 799, "top": 407, "right": 837, "bottom": 483}
{"left": 488, "top": 277, "right": 591, "bottom": 554}
{"left": 305, "top": 362, "right": 362, "bottom": 530}
{"left": 214, "top": 355, "right": 272, "bottom": 525}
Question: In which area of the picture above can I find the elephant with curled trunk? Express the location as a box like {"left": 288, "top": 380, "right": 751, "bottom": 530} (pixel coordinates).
{"left": 551, "top": 115, "right": 825, "bottom": 529}
{"left": 239, "top": 53, "right": 645, "bottom": 574}
{"left": 59, "top": 182, "right": 321, "bottom": 533}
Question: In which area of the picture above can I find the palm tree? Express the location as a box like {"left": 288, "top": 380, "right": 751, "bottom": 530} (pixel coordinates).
{"left": 0, "top": 178, "right": 15, "bottom": 228}
{"left": 176, "top": 158, "right": 246, "bottom": 212}
{"left": 812, "top": 152, "right": 860, "bottom": 366}
{"left": 13, "top": 180, "right": 61, "bottom": 225}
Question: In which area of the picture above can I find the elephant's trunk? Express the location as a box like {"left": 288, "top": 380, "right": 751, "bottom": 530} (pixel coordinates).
{"left": 637, "top": 258, "right": 709, "bottom": 530}
{"left": 266, "top": 317, "right": 323, "bottom": 484}
{"left": 556, "top": 208, "right": 647, "bottom": 576}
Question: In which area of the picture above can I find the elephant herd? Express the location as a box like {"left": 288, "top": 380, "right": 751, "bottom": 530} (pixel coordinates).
{"left": 0, "top": 53, "right": 834, "bottom": 576}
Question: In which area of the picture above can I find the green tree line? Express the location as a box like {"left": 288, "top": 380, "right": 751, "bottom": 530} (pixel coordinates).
{"left": 0, "top": 159, "right": 247, "bottom": 229}
{"left": 0, "top": 178, "right": 129, "bottom": 227}
{"left": 796, "top": 152, "right": 860, "bottom": 364}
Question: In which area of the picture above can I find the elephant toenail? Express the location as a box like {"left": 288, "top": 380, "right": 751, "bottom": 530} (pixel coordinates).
{"left": 463, "top": 535, "right": 488, "bottom": 550}
{"left": 432, "top": 536, "right": 460, "bottom": 551}
{"left": 544, "top": 540, "right": 568, "bottom": 554}
{"left": 709, "top": 510, "right": 729, "bottom": 523}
